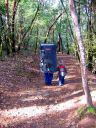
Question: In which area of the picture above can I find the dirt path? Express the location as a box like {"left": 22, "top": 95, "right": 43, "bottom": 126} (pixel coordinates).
{"left": 0, "top": 52, "right": 96, "bottom": 128}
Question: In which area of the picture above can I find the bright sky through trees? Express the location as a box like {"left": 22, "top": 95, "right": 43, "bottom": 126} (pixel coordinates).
{"left": 52, "top": 0, "right": 59, "bottom": 8}
{"left": 40, "top": 0, "right": 59, "bottom": 8}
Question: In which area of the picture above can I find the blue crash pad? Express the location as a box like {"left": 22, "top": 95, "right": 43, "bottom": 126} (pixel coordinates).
{"left": 40, "top": 43, "right": 57, "bottom": 73}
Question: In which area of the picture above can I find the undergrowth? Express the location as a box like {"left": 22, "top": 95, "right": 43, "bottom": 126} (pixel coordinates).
{"left": 77, "top": 106, "right": 96, "bottom": 119}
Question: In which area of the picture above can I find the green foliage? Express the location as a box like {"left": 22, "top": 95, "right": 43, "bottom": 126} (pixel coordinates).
{"left": 0, "top": 0, "right": 96, "bottom": 56}
{"left": 87, "top": 106, "right": 96, "bottom": 115}
{"left": 77, "top": 106, "right": 86, "bottom": 118}
{"left": 0, "top": 0, "right": 6, "bottom": 14}
{"left": 77, "top": 106, "right": 96, "bottom": 119}
{"left": 83, "top": 33, "right": 96, "bottom": 70}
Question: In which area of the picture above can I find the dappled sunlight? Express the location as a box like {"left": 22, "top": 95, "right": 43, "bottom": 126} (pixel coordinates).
{"left": 68, "top": 66, "right": 77, "bottom": 70}
{"left": 21, "top": 95, "right": 45, "bottom": 102}
{"left": 42, "top": 86, "right": 65, "bottom": 94}
{"left": 0, "top": 53, "right": 96, "bottom": 127}
{"left": 0, "top": 106, "right": 47, "bottom": 125}
{"left": 42, "top": 86, "right": 63, "bottom": 92}
{"left": 16, "top": 89, "right": 36, "bottom": 96}
{"left": 91, "top": 90, "right": 96, "bottom": 101}
{"left": 0, "top": 102, "right": 77, "bottom": 126}
{"left": 71, "top": 90, "right": 83, "bottom": 95}
{"left": 73, "top": 90, "right": 96, "bottom": 104}
{"left": 1, "top": 89, "right": 96, "bottom": 126}
{"left": 66, "top": 74, "right": 78, "bottom": 79}
{"left": 4, "top": 89, "right": 36, "bottom": 97}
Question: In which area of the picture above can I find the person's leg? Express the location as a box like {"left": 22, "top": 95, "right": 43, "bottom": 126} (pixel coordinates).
{"left": 44, "top": 72, "right": 49, "bottom": 85}
{"left": 59, "top": 75, "right": 62, "bottom": 86}
{"left": 50, "top": 73, "right": 53, "bottom": 85}
{"left": 47, "top": 73, "right": 53, "bottom": 85}
{"left": 61, "top": 76, "right": 64, "bottom": 85}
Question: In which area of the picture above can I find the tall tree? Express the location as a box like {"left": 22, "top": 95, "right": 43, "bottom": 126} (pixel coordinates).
{"left": 57, "top": 33, "right": 63, "bottom": 52}
{"left": 11, "top": 0, "right": 21, "bottom": 53}
{"left": 69, "top": 0, "right": 93, "bottom": 107}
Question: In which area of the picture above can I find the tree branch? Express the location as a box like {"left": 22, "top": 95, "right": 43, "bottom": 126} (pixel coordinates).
{"left": 44, "top": 12, "right": 64, "bottom": 43}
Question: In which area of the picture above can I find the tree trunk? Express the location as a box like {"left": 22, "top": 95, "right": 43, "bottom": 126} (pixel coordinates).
{"left": 5, "top": 0, "right": 11, "bottom": 55}
{"left": 5, "top": 0, "right": 10, "bottom": 33}
{"left": 57, "top": 33, "right": 61, "bottom": 52}
{"left": 77, "top": 0, "right": 80, "bottom": 24}
{"left": 52, "top": 29, "right": 54, "bottom": 42}
{"left": 57, "top": 33, "right": 63, "bottom": 53}
{"left": 35, "top": 26, "right": 39, "bottom": 54}
{"left": 69, "top": 0, "right": 93, "bottom": 107}
{"left": 11, "top": 0, "right": 17, "bottom": 53}
{"left": 87, "top": 0, "right": 93, "bottom": 71}
{"left": 0, "top": 13, "right": 4, "bottom": 56}
{"left": 0, "top": 37, "right": 2, "bottom": 56}
{"left": 11, "top": 0, "right": 21, "bottom": 53}
{"left": 66, "top": 26, "right": 70, "bottom": 54}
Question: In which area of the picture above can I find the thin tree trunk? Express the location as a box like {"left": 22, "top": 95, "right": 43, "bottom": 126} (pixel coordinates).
{"left": 5, "top": 0, "right": 11, "bottom": 55}
{"left": 11, "top": 0, "right": 16, "bottom": 53}
{"left": 52, "top": 29, "right": 54, "bottom": 42}
{"left": 57, "top": 33, "right": 61, "bottom": 52}
{"left": 5, "top": 0, "right": 10, "bottom": 32}
{"left": 35, "top": 26, "right": 39, "bottom": 54}
{"left": 66, "top": 28, "right": 70, "bottom": 54}
{"left": 77, "top": 0, "right": 80, "bottom": 24}
{"left": 21, "top": 5, "right": 39, "bottom": 43}
{"left": 57, "top": 33, "right": 63, "bottom": 53}
{"left": 87, "top": 0, "right": 93, "bottom": 71}
{"left": 69, "top": 0, "right": 93, "bottom": 107}
{"left": 11, "top": 0, "right": 21, "bottom": 53}
{"left": 0, "top": 36, "right": 2, "bottom": 56}
{"left": 0, "top": 15, "right": 3, "bottom": 56}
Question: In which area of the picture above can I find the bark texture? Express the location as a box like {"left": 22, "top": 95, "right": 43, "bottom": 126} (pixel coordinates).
{"left": 69, "top": 0, "right": 93, "bottom": 107}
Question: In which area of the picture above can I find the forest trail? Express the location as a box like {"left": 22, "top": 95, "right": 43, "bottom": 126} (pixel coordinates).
{"left": 0, "top": 52, "right": 96, "bottom": 128}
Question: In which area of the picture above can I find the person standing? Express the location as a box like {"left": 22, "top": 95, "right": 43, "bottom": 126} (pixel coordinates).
{"left": 57, "top": 61, "right": 67, "bottom": 86}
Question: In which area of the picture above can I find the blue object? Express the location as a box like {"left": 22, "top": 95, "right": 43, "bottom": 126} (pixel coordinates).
{"left": 44, "top": 72, "right": 53, "bottom": 85}
{"left": 59, "top": 75, "right": 65, "bottom": 86}
{"left": 40, "top": 43, "right": 57, "bottom": 73}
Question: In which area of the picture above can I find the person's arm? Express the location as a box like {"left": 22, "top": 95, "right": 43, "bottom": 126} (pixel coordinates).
{"left": 64, "top": 67, "right": 67, "bottom": 74}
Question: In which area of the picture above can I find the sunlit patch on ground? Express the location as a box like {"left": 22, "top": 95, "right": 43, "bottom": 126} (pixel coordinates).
{"left": 0, "top": 90, "right": 96, "bottom": 126}
{"left": 0, "top": 53, "right": 96, "bottom": 127}
{"left": 21, "top": 95, "right": 46, "bottom": 102}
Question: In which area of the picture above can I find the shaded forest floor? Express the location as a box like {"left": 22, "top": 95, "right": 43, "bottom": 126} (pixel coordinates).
{"left": 0, "top": 51, "right": 96, "bottom": 128}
